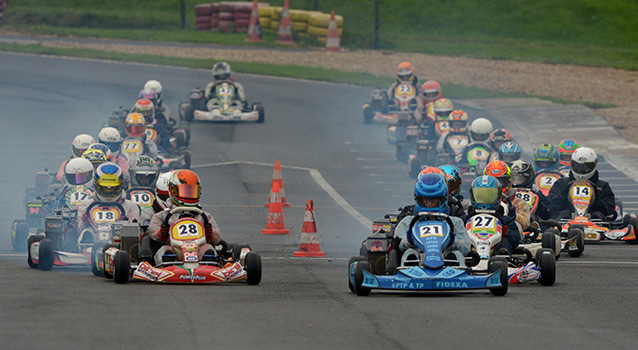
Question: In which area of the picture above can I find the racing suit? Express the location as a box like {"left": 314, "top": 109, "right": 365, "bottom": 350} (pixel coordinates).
{"left": 395, "top": 214, "right": 471, "bottom": 256}
{"left": 76, "top": 191, "right": 141, "bottom": 232}
{"left": 386, "top": 76, "right": 419, "bottom": 103}
{"left": 547, "top": 170, "right": 616, "bottom": 221}
{"left": 436, "top": 130, "right": 471, "bottom": 154}
{"left": 204, "top": 79, "right": 246, "bottom": 102}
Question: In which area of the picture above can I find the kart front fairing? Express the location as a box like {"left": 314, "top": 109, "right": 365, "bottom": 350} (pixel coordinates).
{"left": 193, "top": 108, "right": 259, "bottom": 122}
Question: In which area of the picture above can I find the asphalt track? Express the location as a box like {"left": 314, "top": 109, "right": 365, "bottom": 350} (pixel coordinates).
{"left": 1, "top": 52, "right": 637, "bottom": 350}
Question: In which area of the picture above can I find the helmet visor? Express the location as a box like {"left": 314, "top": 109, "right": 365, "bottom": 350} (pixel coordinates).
{"left": 435, "top": 110, "right": 451, "bottom": 118}
{"left": 102, "top": 141, "right": 121, "bottom": 153}
{"left": 511, "top": 174, "right": 528, "bottom": 187}
{"left": 560, "top": 153, "right": 572, "bottom": 162}
{"left": 73, "top": 148, "right": 88, "bottom": 158}
{"left": 126, "top": 124, "right": 145, "bottom": 137}
{"left": 415, "top": 196, "right": 446, "bottom": 209}
{"left": 171, "top": 184, "right": 201, "bottom": 202}
{"left": 66, "top": 170, "right": 92, "bottom": 186}
{"left": 135, "top": 173, "right": 158, "bottom": 187}
{"left": 500, "top": 153, "right": 519, "bottom": 163}
{"left": 423, "top": 91, "right": 439, "bottom": 99}
{"left": 451, "top": 121, "right": 466, "bottom": 129}
{"left": 214, "top": 73, "right": 229, "bottom": 80}
{"left": 535, "top": 160, "right": 555, "bottom": 169}
{"left": 472, "top": 187, "right": 500, "bottom": 205}
{"left": 97, "top": 181, "right": 123, "bottom": 199}
{"left": 571, "top": 160, "right": 596, "bottom": 175}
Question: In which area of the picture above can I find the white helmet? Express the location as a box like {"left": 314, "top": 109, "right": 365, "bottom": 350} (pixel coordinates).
{"left": 64, "top": 157, "right": 94, "bottom": 186}
{"left": 469, "top": 118, "right": 493, "bottom": 142}
{"left": 97, "top": 127, "right": 122, "bottom": 155}
{"left": 143, "top": 80, "right": 163, "bottom": 105}
{"left": 155, "top": 171, "right": 174, "bottom": 209}
{"left": 571, "top": 147, "right": 597, "bottom": 180}
{"left": 212, "top": 61, "right": 231, "bottom": 81}
{"left": 72, "top": 134, "right": 96, "bottom": 158}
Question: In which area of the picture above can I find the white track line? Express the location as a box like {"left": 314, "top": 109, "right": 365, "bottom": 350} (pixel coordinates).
{"left": 191, "top": 161, "right": 372, "bottom": 229}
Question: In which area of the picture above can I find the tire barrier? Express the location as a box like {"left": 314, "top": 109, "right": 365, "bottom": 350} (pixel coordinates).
{"left": 195, "top": 2, "right": 269, "bottom": 33}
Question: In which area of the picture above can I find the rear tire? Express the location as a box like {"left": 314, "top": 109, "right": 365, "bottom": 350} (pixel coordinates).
{"left": 567, "top": 226, "right": 585, "bottom": 257}
{"left": 353, "top": 261, "right": 372, "bottom": 296}
{"left": 180, "top": 102, "right": 194, "bottom": 123}
{"left": 363, "top": 104, "right": 374, "bottom": 124}
{"left": 27, "top": 234, "right": 44, "bottom": 269}
{"left": 254, "top": 103, "right": 265, "bottom": 123}
{"left": 541, "top": 231, "right": 557, "bottom": 256}
{"left": 348, "top": 256, "right": 367, "bottom": 293}
{"left": 91, "top": 242, "right": 104, "bottom": 277}
{"left": 233, "top": 243, "right": 252, "bottom": 262}
{"left": 12, "top": 220, "right": 28, "bottom": 252}
{"left": 113, "top": 250, "right": 130, "bottom": 284}
{"left": 38, "top": 239, "right": 55, "bottom": 271}
{"left": 624, "top": 216, "right": 638, "bottom": 245}
{"left": 536, "top": 248, "right": 556, "bottom": 286}
{"left": 245, "top": 251, "right": 262, "bottom": 285}
{"left": 487, "top": 257, "right": 508, "bottom": 296}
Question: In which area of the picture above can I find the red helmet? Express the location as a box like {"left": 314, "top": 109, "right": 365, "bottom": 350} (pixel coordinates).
{"left": 132, "top": 98, "right": 155, "bottom": 124}
{"left": 489, "top": 128, "right": 512, "bottom": 150}
{"left": 418, "top": 166, "right": 444, "bottom": 178}
{"left": 483, "top": 160, "right": 511, "bottom": 195}
{"left": 421, "top": 80, "right": 441, "bottom": 102}
{"left": 168, "top": 170, "right": 201, "bottom": 207}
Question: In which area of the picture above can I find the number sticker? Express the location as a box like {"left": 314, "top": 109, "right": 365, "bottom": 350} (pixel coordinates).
{"left": 468, "top": 148, "right": 489, "bottom": 160}
{"left": 65, "top": 186, "right": 94, "bottom": 208}
{"left": 122, "top": 140, "right": 142, "bottom": 153}
{"left": 396, "top": 84, "right": 415, "bottom": 95}
{"left": 92, "top": 209, "right": 119, "bottom": 223}
{"left": 419, "top": 224, "right": 444, "bottom": 237}
{"left": 515, "top": 190, "right": 538, "bottom": 214}
{"left": 466, "top": 214, "right": 499, "bottom": 238}
{"left": 129, "top": 190, "right": 155, "bottom": 209}
{"left": 144, "top": 128, "right": 157, "bottom": 141}
{"left": 171, "top": 219, "right": 204, "bottom": 241}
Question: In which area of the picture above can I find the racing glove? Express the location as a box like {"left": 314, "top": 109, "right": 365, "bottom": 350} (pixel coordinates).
{"left": 159, "top": 225, "right": 170, "bottom": 241}
{"left": 204, "top": 223, "right": 213, "bottom": 241}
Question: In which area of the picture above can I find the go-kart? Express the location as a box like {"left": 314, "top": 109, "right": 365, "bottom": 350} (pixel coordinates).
{"left": 466, "top": 209, "right": 556, "bottom": 286}
{"left": 179, "top": 83, "right": 264, "bottom": 123}
{"left": 557, "top": 180, "right": 638, "bottom": 245}
{"left": 114, "top": 207, "right": 262, "bottom": 285}
{"left": 156, "top": 147, "right": 192, "bottom": 171}
{"left": 369, "top": 83, "right": 420, "bottom": 145}
{"left": 349, "top": 212, "right": 508, "bottom": 296}
{"left": 108, "top": 106, "right": 190, "bottom": 148}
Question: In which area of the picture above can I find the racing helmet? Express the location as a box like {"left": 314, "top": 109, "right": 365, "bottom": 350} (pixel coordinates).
{"left": 98, "top": 127, "right": 122, "bottom": 155}
{"left": 125, "top": 113, "right": 146, "bottom": 138}
{"left": 418, "top": 166, "right": 445, "bottom": 178}
{"left": 558, "top": 139, "right": 580, "bottom": 166}
{"left": 64, "top": 157, "right": 94, "bottom": 186}
{"left": 396, "top": 61, "right": 414, "bottom": 82}
{"left": 94, "top": 162, "right": 124, "bottom": 201}
{"left": 82, "top": 149, "right": 107, "bottom": 170}
{"left": 414, "top": 173, "right": 449, "bottom": 214}
{"left": 433, "top": 98, "right": 454, "bottom": 120}
{"left": 470, "top": 175, "right": 503, "bottom": 211}
{"left": 534, "top": 144, "right": 559, "bottom": 170}
{"left": 129, "top": 155, "right": 160, "bottom": 188}
{"left": 132, "top": 98, "right": 155, "bottom": 124}
{"left": 72, "top": 134, "right": 96, "bottom": 158}
{"left": 509, "top": 160, "right": 536, "bottom": 189}
{"left": 439, "top": 165, "right": 462, "bottom": 199}
{"left": 139, "top": 88, "right": 158, "bottom": 107}
{"left": 489, "top": 128, "right": 512, "bottom": 151}
{"left": 169, "top": 169, "right": 201, "bottom": 207}
{"left": 421, "top": 80, "right": 442, "bottom": 102}
{"left": 449, "top": 110, "right": 469, "bottom": 132}
{"left": 87, "top": 143, "right": 113, "bottom": 162}
{"left": 571, "top": 147, "right": 597, "bottom": 181}
{"left": 484, "top": 160, "right": 512, "bottom": 196}
{"left": 469, "top": 118, "right": 493, "bottom": 142}
{"left": 212, "top": 61, "right": 231, "bottom": 81}
{"left": 155, "top": 171, "right": 174, "bottom": 210}
{"left": 498, "top": 142, "right": 522, "bottom": 164}
{"left": 143, "top": 80, "right": 163, "bottom": 106}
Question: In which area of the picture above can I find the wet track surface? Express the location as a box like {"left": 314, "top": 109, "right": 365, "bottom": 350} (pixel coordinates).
{"left": 1, "top": 53, "right": 637, "bottom": 349}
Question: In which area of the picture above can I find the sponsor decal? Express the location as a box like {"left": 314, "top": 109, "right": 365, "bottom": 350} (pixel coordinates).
{"left": 29, "top": 207, "right": 40, "bottom": 214}
{"left": 179, "top": 275, "right": 207, "bottom": 281}
{"left": 435, "top": 281, "right": 469, "bottom": 288}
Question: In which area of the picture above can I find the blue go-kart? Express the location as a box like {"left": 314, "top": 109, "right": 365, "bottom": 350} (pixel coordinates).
{"left": 349, "top": 212, "right": 508, "bottom": 296}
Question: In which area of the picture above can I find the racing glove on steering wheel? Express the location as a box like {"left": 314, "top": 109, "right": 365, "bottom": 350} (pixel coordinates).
{"left": 204, "top": 223, "right": 213, "bottom": 241}
{"left": 159, "top": 224, "right": 170, "bottom": 241}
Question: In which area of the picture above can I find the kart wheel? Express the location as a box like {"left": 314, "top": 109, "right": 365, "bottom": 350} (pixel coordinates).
{"left": 12, "top": 219, "right": 28, "bottom": 252}
{"left": 91, "top": 242, "right": 104, "bottom": 277}
{"left": 253, "top": 103, "right": 265, "bottom": 123}
{"left": 353, "top": 260, "right": 372, "bottom": 296}
{"left": 180, "top": 102, "right": 194, "bottom": 123}
{"left": 232, "top": 243, "right": 252, "bottom": 262}
{"left": 623, "top": 215, "right": 638, "bottom": 245}
{"left": 102, "top": 244, "right": 119, "bottom": 279}
{"left": 395, "top": 143, "right": 408, "bottom": 163}
{"left": 385, "top": 248, "right": 399, "bottom": 275}
{"left": 358, "top": 242, "right": 367, "bottom": 258}
{"left": 362, "top": 104, "right": 374, "bottom": 124}
{"left": 38, "top": 239, "right": 55, "bottom": 271}
{"left": 368, "top": 252, "right": 387, "bottom": 276}
{"left": 180, "top": 149, "right": 192, "bottom": 169}
{"left": 487, "top": 257, "right": 508, "bottom": 296}
{"left": 27, "top": 234, "right": 44, "bottom": 269}
{"left": 245, "top": 251, "right": 262, "bottom": 285}
{"left": 541, "top": 231, "right": 557, "bottom": 256}
{"left": 174, "top": 129, "right": 187, "bottom": 148}
{"left": 179, "top": 122, "right": 191, "bottom": 144}
{"left": 113, "top": 250, "right": 131, "bottom": 284}
{"left": 408, "top": 157, "right": 421, "bottom": 179}
{"left": 536, "top": 248, "right": 556, "bottom": 286}
{"left": 348, "top": 256, "right": 367, "bottom": 293}
{"left": 567, "top": 226, "right": 585, "bottom": 257}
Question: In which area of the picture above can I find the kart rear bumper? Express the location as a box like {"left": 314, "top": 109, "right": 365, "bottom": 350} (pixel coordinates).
{"left": 193, "top": 109, "right": 259, "bottom": 122}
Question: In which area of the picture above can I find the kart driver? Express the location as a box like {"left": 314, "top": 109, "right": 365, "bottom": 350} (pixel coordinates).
{"left": 547, "top": 147, "right": 616, "bottom": 221}
{"left": 386, "top": 61, "right": 420, "bottom": 100}
{"left": 484, "top": 160, "right": 530, "bottom": 238}
{"left": 131, "top": 98, "right": 171, "bottom": 154}
{"left": 204, "top": 61, "right": 246, "bottom": 104}
{"left": 55, "top": 134, "right": 96, "bottom": 183}
{"left": 142, "top": 169, "right": 222, "bottom": 265}
{"left": 139, "top": 171, "right": 173, "bottom": 226}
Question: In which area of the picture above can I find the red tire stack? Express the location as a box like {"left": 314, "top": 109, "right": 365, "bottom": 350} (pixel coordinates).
{"left": 218, "top": 2, "right": 235, "bottom": 33}
{"left": 209, "top": 3, "right": 220, "bottom": 32}
{"left": 233, "top": 2, "right": 253, "bottom": 33}
{"left": 195, "top": 3, "right": 213, "bottom": 31}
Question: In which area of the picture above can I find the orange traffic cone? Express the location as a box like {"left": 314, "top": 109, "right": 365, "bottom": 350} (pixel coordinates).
{"left": 261, "top": 182, "right": 290, "bottom": 235}
{"left": 325, "top": 11, "right": 340, "bottom": 52}
{"left": 276, "top": 0, "right": 295, "bottom": 45}
{"left": 265, "top": 160, "right": 290, "bottom": 207}
{"left": 293, "top": 199, "right": 326, "bottom": 257}
{"left": 245, "top": 0, "right": 262, "bottom": 42}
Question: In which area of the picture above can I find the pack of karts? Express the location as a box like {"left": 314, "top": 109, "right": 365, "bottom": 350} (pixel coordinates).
{"left": 178, "top": 82, "right": 264, "bottom": 123}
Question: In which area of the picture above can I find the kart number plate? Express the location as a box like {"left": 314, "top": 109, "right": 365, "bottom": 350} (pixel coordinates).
{"left": 130, "top": 190, "right": 155, "bottom": 208}
{"left": 468, "top": 148, "right": 489, "bottom": 161}
{"left": 92, "top": 209, "right": 119, "bottom": 223}
{"left": 171, "top": 219, "right": 204, "bottom": 241}
{"left": 419, "top": 224, "right": 444, "bottom": 237}
{"left": 144, "top": 128, "right": 157, "bottom": 141}
{"left": 467, "top": 214, "right": 498, "bottom": 237}
{"left": 123, "top": 140, "right": 143, "bottom": 153}
{"left": 537, "top": 173, "right": 560, "bottom": 190}
{"left": 395, "top": 84, "right": 415, "bottom": 97}
{"left": 515, "top": 190, "right": 538, "bottom": 213}
{"left": 66, "top": 186, "right": 94, "bottom": 208}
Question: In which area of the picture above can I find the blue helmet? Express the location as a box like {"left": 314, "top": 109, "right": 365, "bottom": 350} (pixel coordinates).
{"left": 534, "top": 144, "right": 559, "bottom": 170}
{"left": 438, "top": 164, "right": 462, "bottom": 199}
{"left": 414, "top": 173, "right": 449, "bottom": 214}
{"left": 470, "top": 175, "right": 502, "bottom": 211}
{"left": 498, "top": 141, "right": 522, "bottom": 164}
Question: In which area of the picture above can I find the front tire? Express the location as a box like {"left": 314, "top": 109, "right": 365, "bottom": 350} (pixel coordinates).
{"left": 536, "top": 248, "right": 556, "bottom": 286}
{"left": 27, "top": 234, "right": 44, "bottom": 269}
{"left": 541, "top": 230, "right": 558, "bottom": 256}
{"left": 12, "top": 219, "right": 28, "bottom": 252}
{"left": 180, "top": 102, "right": 194, "bottom": 123}
{"left": 245, "top": 251, "right": 262, "bottom": 285}
{"left": 348, "top": 256, "right": 367, "bottom": 293}
{"left": 38, "top": 239, "right": 55, "bottom": 271}
{"left": 113, "top": 250, "right": 131, "bottom": 284}
{"left": 102, "top": 244, "right": 119, "bottom": 279}
{"left": 253, "top": 103, "right": 265, "bottom": 123}
{"left": 567, "top": 226, "right": 585, "bottom": 257}
{"left": 353, "top": 261, "right": 372, "bottom": 296}
{"left": 487, "top": 257, "right": 508, "bottom": 296}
